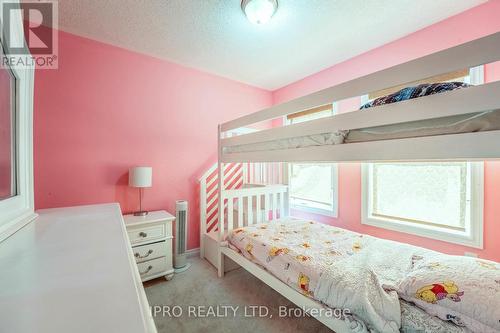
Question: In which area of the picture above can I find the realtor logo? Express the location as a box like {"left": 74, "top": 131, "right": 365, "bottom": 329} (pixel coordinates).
{"left": 1, "top": 0, "right": 58, "bottom": 69}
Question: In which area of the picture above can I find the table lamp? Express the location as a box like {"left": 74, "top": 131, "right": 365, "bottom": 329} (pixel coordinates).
{"left": 129, "top": 166, "right": 152, "bottom": 216}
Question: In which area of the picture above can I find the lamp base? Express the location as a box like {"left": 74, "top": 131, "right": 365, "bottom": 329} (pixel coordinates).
{"left": 133, "top": 211, "right": 149, "bottom": 216}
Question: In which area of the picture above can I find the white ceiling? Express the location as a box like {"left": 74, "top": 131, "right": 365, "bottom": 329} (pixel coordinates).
{"left": 57, "top": 0, "right": 487, "bottom": 90}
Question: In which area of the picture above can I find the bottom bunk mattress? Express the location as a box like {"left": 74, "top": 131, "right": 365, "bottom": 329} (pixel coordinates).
{"left": 223, "top": 109, "right": 500, "bottom": 154}
{"left": 227, "top": 219, "right": 499, "bottom": 332}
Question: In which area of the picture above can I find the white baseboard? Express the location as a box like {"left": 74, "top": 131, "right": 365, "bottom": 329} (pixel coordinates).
{"left": 186, "top": 247, "right": 200, "bottom": 258}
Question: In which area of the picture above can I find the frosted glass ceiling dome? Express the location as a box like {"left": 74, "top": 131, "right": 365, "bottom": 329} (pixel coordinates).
{"left": 241, "top": 0, "right": 278, "bottom": 25}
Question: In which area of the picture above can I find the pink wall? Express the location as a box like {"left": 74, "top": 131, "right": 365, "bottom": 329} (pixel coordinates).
{"left": 273, "top": 1, "right": 500, "bottom": 261}
{"left": 34, "top": 30, "right": 272, "bottom": 249}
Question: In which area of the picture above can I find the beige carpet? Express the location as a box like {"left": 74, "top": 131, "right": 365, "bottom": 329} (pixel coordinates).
{"left": 144, "top": 257, "right": 332, "bottom": 333}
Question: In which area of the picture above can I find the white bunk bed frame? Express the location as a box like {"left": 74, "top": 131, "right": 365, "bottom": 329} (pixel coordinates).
{"left": 215, "top": 32, "right": 500, "bottom": 332}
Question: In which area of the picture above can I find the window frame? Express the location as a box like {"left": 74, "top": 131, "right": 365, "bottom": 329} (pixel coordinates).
{"left": 289, "top": 163, "right": 339, "bottom": 217}
{"left": 0, "top": 60, "right": 18, "bottom": 200}
{"left": 361, "top": 162, "right": 484, "bottom": 248}
{"left": 0, "top": 7, "right": 37, "bottom": 243}
{"left": 286, "top": 103, "right": 339, "bottom": 218}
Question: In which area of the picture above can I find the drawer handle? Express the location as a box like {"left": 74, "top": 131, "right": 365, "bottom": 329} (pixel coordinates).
{"left": 135, "top": 249, "right": 153, "bottom": 259}
{"left": 139, "top": 232, "right": 147, "bottom": 238}
{"left": 140, "top": 265, "right": 153, "bottom": 275}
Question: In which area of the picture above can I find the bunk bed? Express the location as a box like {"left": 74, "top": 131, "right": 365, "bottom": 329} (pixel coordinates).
{"left": 214, "top": 32, "right": 500, "bottom": 333}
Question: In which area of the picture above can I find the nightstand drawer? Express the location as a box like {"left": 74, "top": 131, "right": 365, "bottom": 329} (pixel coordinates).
{"left": 123, "top": 210, "right": 175, "bottom": 282}
{"left": 132, "top": 241, "right": 167, "bottom": 264}
{"left": 137, "top": 257, "right": 167, "bottom": 279}
{"left": 128, "top": 224, "right": 165, "bottom": 244}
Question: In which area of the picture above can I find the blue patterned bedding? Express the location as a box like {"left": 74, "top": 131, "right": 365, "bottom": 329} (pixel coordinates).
{"left": 360, "top": 82, "right": 470, "bottom": 109}
{"left": 224, "top": 81, "right": 500, "bottom": 154}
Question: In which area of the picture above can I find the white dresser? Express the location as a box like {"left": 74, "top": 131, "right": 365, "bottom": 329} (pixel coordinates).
{"left": 0, "top": 203, "right": 157, "bottom": 333}
{"left": 123, "top": 211, "right": 175, "bottom": 282}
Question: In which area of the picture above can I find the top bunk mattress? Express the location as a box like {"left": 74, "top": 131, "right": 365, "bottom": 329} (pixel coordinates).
{"left": 224, "top": 109, "right": 500, "bottom": 154}
{"left": 224, "top": 82, "right": 500, "bottom": 155}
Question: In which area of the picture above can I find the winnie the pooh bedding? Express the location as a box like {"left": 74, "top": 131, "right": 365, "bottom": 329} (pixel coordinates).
{"left": 228, "top": 219, "right": 417, "bottom": 332}
{"left": 227, "top": 219, "right": 499, "bottom": 333}
{"left": 398, "top": 254, "right": 500, "bottom": 332}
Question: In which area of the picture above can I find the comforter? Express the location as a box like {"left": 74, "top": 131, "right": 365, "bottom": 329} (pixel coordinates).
{"left": 228, "top": 219, "right": 432, "bottom": 332}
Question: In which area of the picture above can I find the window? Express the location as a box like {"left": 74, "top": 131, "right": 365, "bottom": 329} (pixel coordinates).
{"left": 0, "top": 60, "right": 17, "bottom": 200}
{"left": 289, "top": 163, "right": 338, "bottom": 216}
{"left": 0, "top": 28, "right": 37, "bottom": 242}
{"left": 361, "top": 67, "right": 485, "bottom": 248}
{"left": 365, "top": 66, "right": 483, "bottom": 101}
{"left": 287, "top": 104, "right": 338, "bottom": 217}
{"left": 362, "top": 162, "right": 483, "bottom": 248}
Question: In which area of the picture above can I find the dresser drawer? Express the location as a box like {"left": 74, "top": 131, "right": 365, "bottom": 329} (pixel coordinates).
{"left": 137, "top": 257, "right": 167, "bottom": 279}
{"left": 128, "top": 224, "right": 165, "bottom": 244}
{"left": 132, "top": 241, "right": 167, "bottom": 264}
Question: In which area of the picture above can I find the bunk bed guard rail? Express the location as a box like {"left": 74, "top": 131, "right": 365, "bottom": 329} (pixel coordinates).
{"left": 219, "top": 32, "right": 500, "bottom": 163}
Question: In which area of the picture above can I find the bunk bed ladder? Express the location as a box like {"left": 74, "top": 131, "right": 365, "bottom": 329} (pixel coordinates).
{"left": 199, "top": 161, "right": 285, "bottom": 259}
{"left": 199, "top": 162, "right": 246, "bottom": 258}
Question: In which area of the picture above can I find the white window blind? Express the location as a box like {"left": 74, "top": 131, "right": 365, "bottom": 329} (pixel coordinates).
{"left": 369, "top": 163, "right": 469, "bottom": 230}
{"left": 362, "top": 162, "right": 483, "bottom": 248}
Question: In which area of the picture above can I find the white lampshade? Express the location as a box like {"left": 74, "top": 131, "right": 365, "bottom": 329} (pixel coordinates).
{"left": 129, "top": 167, "right": 152, "bottom": 188}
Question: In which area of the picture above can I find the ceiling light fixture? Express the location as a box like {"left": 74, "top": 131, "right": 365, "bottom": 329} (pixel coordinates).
{"left": 241, "top": 0, "right": 278, "bottom": 25}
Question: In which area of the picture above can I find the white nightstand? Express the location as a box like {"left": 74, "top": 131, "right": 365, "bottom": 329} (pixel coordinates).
{"left": 123, "top": 211, "right": 175, "bottom": 282}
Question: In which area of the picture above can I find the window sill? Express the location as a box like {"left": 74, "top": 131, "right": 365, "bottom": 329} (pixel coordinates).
{"left": 291, "top": 204, "right": 338, "bottom": 218}
{"left": 361, "top": 215, "right": 483, "bottom": 249}
{"left": 0, "top": 209, "right": 38, "bottom": 243}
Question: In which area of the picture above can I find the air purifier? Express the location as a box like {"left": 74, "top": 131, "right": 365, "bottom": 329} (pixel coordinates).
{"left": 174, "top": 200, "right": 191, "bottom": 273}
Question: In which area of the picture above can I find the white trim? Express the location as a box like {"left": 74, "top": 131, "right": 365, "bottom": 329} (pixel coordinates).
{"left": 290, "top": 203, "right": 337, "bottom": 218}
{"left": 360, "top": 94, "right": 370, "bottom": 105}
{"left": 185, "top": 247, "right": 200, "bottom": 258}
{"left": 361, "top": 162, "right": 484, "bottom": 249}
{"left": 469, "top": 65, "right": 484, "bottom": 85}
{"left": 289, "top": 163, "right": 338, "bottom": 218}
{"left": 332, "top": 101, "right": 339, "bottom": 114}
{"left": 0, "top": 2, "right": 37, "bottom": 242}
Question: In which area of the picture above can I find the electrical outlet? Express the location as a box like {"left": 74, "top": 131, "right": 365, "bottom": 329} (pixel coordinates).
{"left": 464, "top": 252, "right": 478, "bottom": 258}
